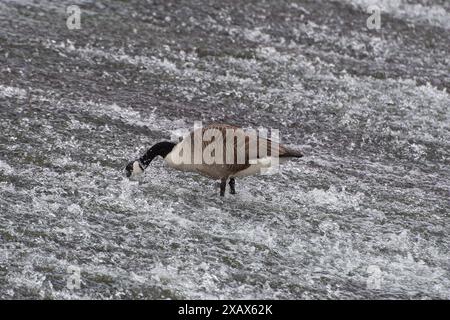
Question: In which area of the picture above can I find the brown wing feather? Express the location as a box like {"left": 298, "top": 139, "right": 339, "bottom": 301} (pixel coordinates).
{"left": 187, "top": 124, "right": 293, "bottom": 177}
{"left": 189, "top": 124, "right": 250, "bottom": 176}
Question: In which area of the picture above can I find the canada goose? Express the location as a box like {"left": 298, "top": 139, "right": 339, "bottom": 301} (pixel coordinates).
{"left": 125, "top": 124, "right": 303, "bottom": 196}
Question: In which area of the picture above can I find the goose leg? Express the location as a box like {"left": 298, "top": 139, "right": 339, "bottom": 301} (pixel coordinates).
{"left": 229, "top": 178, "right": 236, "bottom": 194}
{"left": 220, "top": 178, "right": 227, "bottom": 196}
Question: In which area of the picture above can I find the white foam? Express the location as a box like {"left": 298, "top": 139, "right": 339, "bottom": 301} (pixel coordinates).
{"left": 50, "top": 41, "right": 179, "bottom": 73}
{"left": 341, "top": 0, "right": 450, "bottom": 29}
{"left": 0, "top": 160, "right": 14, "bottom": 175}
{"left": 0, "top": 85, "right": 27, "bottom": 99}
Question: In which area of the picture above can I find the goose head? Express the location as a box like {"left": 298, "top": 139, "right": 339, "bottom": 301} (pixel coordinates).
{"left": 125, "top": 141, "right": 176, "bottom": 178}
{"left": 125, "top": 160, "right": 144, "bottom": 178}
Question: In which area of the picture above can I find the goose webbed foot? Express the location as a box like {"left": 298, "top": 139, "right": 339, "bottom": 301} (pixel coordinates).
{"left": 229, "top": 178, "right": 236, "bottom": 195}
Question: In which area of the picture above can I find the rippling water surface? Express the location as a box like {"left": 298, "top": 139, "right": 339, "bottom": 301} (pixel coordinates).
{"left": 0, "top": 0, "right": 449, "bottom": 299}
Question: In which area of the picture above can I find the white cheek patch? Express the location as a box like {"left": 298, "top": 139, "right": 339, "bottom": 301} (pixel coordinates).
{"left": 132, "top": 161, "right": 144, "bottom": 175}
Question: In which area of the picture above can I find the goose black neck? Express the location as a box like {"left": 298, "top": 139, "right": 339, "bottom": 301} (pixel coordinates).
{"left": 139, "top": 141, "right": 176, "bottom": 168}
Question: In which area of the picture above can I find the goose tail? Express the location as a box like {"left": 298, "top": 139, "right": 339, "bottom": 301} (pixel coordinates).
{"left": 280, "top": 147, "right": 304, "bottom": 158}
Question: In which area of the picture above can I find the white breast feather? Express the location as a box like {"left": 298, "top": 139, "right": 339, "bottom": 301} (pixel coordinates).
{"left": 232, "top": 157, "right": 275, "bottom": 177}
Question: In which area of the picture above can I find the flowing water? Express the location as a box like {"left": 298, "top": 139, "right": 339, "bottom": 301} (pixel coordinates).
{"left": 0, "top": 0, "right": 449, "bottom": 299}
